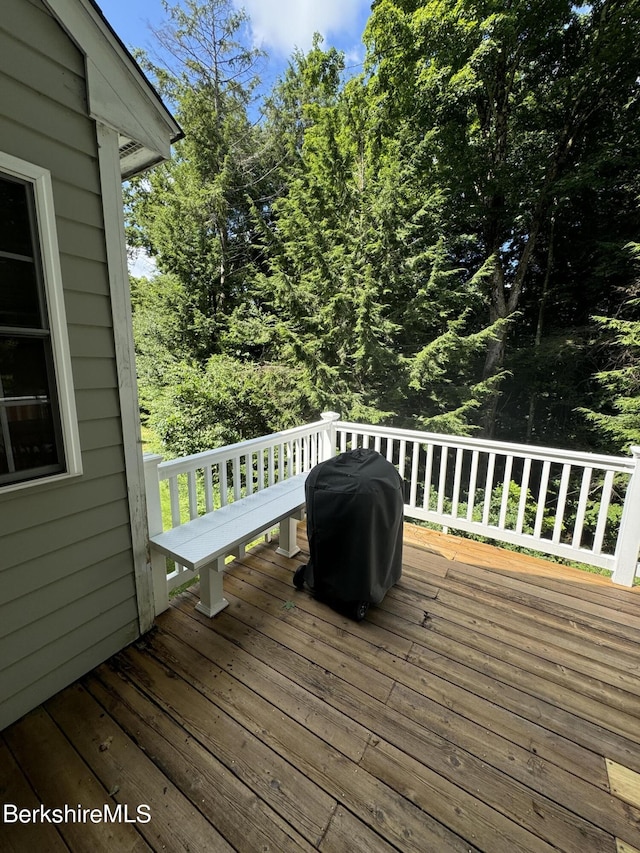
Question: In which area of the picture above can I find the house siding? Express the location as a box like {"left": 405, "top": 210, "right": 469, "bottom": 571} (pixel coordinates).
{"left": 0, "top": 0, "right": 141, "bottom": 730}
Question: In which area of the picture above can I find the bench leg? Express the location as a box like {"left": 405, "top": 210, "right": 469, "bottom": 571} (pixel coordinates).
{"left": 195, "top": 556, "right": 229, "bottom": 618}
{"left": 276, "top": 516, "right": 300, "bottom": 558}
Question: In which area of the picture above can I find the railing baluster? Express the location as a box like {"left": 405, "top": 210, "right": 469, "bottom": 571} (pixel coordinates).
{"left": 482, "top": 453, "right": 496, "bottom": 526}
{"left": 220, "top": 461, "right": 228, "bottom": 506}
{"left": 593, "top": 469, "right": 614, "bottom": 555}
{"left": 284, "top": 440, "right": 291, "bottom": 478}
{"left": 374, "top": 435, "right": 381, "bottom": 453}
{"left": 246, "top": 453, "right": 254, "bottom": 496}
{"left": 386, "top": 438, "right": 394, "bottom": 463}
{"left": 204, "top": 465, "right": 214, "bottom": 513}
{"left": 187, "top": 470, "right": 198, "bottom": 520}
{"left": 466, "top": 450, "right": 479, "bottom": 521}
{"left": 423, "top": 443, "right": 434, "bottom": 511}
{"left": 572, "top": 467, "right": 592, "bottom": 549}
{"left": 498, "top": 455, "right": 514, "bottom": 529}
{"left": 278, "top": 442, "right": 284, "bottom": 482}
{"left": 399, "top": 440, "right": 407, "bottom": 481}
{"left": 409, "top": 442, "right": 420, "bottom": 508}
{"left": 534, "top": 460, "right": 551, "bottom": 538}
{"left": 516, "top": 457, "right": 532, "bottom": 534}
{"left": 267, "top": 445, "right": 274, "bottom": 487}
{"left": 256, "top": 449, "right": 264, "bottom": 490}
{"left": 233, "top": 456, "right": 241, "bottom": 502}
{"left": 437, "top": 445, "right": 448, "bottom": 515}
{"left": 552, "top": 463, "right": 572, "bottom": 543}
{"left": 339, "top": 430, "right": 347, "bottom": 453}
{"left": 363, "top": 433, "right": 370, "bottom": 449}
{"left": 169, "top": 476, "right": 181, "bottom": 528}
{"left": 451, "top": 447, "right": 464, "bottom": 517}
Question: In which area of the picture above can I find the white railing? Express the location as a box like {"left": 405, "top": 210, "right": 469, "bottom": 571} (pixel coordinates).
{"left": 144, "top": 412, "right": 640, "bottom": 607}
{"left": 144, "top": 414, "right": 338, "bottom": 610}
{"left": 333, "top": 419, "right": 640, "bottom": 586}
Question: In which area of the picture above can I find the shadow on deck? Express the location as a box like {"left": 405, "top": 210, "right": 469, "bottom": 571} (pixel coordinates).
{"left": 2, "top": 524, "right": 640, "bottom": 852}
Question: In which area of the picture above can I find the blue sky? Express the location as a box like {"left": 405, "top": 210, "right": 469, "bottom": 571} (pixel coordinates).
{"left": 97, "top": 0, "right": 372, "bottom": 275}
{"left": 97, "top": 0, "right": 371, "bottom": 94}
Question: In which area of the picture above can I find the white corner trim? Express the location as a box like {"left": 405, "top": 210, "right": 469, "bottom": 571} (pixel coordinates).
{"left": 96, "top": 123, "right": 155, "bottom": 633}
{"left": 0, "top": 150, "right": 82, "bottom": 487}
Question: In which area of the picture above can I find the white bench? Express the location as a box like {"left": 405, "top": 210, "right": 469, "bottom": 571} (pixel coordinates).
{"left": 149, "top": 472, "right": 307, "bottom": 617}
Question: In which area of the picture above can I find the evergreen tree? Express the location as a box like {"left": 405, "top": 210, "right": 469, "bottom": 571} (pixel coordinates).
{"left": 580, "top": 245, "right": 640, "bottom": 453}
{"left": 126, "top": 0, "right": 267, "bottom": 361}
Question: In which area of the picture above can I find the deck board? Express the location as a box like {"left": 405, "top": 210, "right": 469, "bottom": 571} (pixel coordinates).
{"left": 2, "top": 523, "right": 640, "bottom": 852}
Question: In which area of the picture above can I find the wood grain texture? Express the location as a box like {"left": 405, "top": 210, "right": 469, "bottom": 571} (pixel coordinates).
{"left": 3, "top": 525, "right": 640, "bottom": 851}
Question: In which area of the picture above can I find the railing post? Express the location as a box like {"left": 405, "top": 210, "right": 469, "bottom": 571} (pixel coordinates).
{"left": 143, "top": 452, "right": 169, "bottom": 615}
{"left": 320, "top": 411, "right": 340, "bottom": 461}
{"left": 612, "top": 446, "right": 640, "bottom": 586}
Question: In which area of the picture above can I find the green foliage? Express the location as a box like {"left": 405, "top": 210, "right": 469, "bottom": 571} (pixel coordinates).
{"left": 364, "top": 0, "right": 640, "bottom": 436}
{"left": 580, "top": 279, "right": 640, "bottom": 452}
{"left": 147, "top": 355, "right": 313, "bottom": 457}
{"left": 125, "top": 0, "right": 268, "bottom": 361}
{"left": 126, "top": 0, "right": 640, "bottom": 467}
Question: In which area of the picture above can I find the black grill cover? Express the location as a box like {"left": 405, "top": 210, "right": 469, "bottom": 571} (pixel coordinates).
{"left": 303, "top": 448, "right": 403, "bottom": 605}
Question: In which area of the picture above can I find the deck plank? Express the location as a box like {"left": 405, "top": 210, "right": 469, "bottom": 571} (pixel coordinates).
{"left": 3, "top": 706, "right": 151, "bottom": 853}
{"left": 318, "top": 805, "right": 397, "bottom": 852}
{"left": 84, "top": 664, "right": 316, "bottom": 852}
{"left": 143, "top": 618, "right": 476, "bottom": 853}
{"left": 45, "top": 684, "right": 234, "bottom": 853}
{"left": 112, "top": 644, "right": 336, "bottom": 846}
{"left": 202, "top": 586, "right": 619, "bottom": 851}
{"left": 3, "top": 525, "right": 640, "bottom": 853}
{"left": 0, "top": 737, "right": 70, "bottom": 853}
{"left": 214, "top": 565, "right": 635, "bottom": 853}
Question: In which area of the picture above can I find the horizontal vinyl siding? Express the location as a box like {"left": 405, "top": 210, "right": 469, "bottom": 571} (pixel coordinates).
{"left": 0, "top": 74, "right": 96, "bottom": 156}
{"left": 1, "top": 467, "right": 128, "bottom": 545}
{"left": 52, "top": 180, "right": 105, "bottom": 230}
{"left": 75, "top": 388, "right": 123, "bottom": 422}
{"left": 61, "top": 253, "right": 111, "bottom": 295}
{"left": 0, "top": 609, "right": 139, "bottom": 735}
{"left": 0, "top": 0, "right": 141, "bottom": 731}
{"left": 2, "top": 579, "right": 138, "bottom": 674}
{"left": 0, "top": 115, "right": 101, "bottom": 193}
{"left": 11, "top": 0, "right": 86, "bottom": 73}
{"left": 69, "top": 325, "right": 123, "bottom": 358}
{"left": 2, "top": 530, "right": 135, "bottom": 605}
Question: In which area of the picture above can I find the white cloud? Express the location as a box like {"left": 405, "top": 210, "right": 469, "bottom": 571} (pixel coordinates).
{"left": 237, "top": 0, "right": 366, "bottom": 57}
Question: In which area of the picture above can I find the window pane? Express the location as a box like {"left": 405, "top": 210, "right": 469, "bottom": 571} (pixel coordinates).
{"left": 0, "top": 256, "right": 41, "bottom": 327}
{"left": 7, "top": 403, "right": 59, "bottom": 472}
{"left": 0, "top": 426, "right": 8, "bottom": 475}
{"left": 0, "top": 177, "right": 33, "bottom": 257}
{"left": 0, "top": 336, "right": 51, "bottom": 400}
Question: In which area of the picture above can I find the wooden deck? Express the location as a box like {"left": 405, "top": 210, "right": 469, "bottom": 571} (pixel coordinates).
{"left": 2, "top": 524, "right": 640, "bottom": 853}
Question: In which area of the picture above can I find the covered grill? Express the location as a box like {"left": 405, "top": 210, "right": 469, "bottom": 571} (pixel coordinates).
{"left": 294, "top": 448, "right": 404, "bottom": 620}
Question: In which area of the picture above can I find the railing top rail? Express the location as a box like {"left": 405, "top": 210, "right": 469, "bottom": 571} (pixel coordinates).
{"left": 335, "top": 420, "right": 634, "bottom": 472}
{"left": 157, "top": 418, "right": 329, "bottom": 479}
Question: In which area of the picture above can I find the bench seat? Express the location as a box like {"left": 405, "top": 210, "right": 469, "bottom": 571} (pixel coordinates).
{"left": 149, "top": 472, "right": 307, "bottom": 616}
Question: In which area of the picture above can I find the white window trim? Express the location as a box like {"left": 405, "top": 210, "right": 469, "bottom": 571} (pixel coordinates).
{"left": 0, "top": 151, "right": 82, "bottom": 493}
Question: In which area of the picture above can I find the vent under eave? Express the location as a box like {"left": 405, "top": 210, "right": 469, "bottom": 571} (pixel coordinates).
{"left": 118, "top": 135, "right": 164, "bottom": 180}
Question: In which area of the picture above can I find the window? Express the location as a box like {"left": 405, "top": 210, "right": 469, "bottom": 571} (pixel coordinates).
{"left": 0, "top": 154, "right": 81, "bottom": 489}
